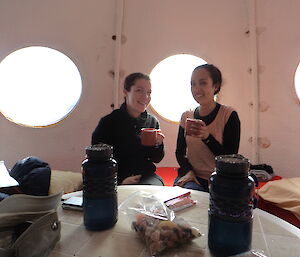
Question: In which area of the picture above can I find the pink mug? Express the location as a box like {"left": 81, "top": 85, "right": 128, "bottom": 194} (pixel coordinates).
{"left": 141, "top": 128, "right": 165, "bottom": 146}
{"left": 185, "top": 118, "right": 203, "bottom": 136}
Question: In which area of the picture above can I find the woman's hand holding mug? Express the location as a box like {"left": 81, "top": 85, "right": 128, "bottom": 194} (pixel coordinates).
{"left": 185, "top": 118, "right": 208, "bottom": 139}
{"left": 141, "top": 128, "right": 165, "bottom": 146}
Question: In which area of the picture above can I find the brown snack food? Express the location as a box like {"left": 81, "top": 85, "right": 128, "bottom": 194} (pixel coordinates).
{"left": 132, "top": 213, "right": 201, "bottom": 255}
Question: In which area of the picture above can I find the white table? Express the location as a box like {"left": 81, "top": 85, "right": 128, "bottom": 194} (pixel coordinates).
{"left": 50, "top": 185, "right": 300, "bottom": 257}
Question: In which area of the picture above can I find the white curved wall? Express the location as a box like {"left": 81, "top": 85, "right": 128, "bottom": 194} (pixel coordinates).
{"left": 0, "top": 0, "right": 116, "bottom": 171}
{"left": 0, "top": 0, "right": 299, "bottom": 178}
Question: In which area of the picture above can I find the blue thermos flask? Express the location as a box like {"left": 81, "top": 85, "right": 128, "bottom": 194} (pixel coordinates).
{"left": 208, "top": 154, "right": 257, "bottom": 257}
{"left": 82, "top": 143, "right": 118, "bottom": 231}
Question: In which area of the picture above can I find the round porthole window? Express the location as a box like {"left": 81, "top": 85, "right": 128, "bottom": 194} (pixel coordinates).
{"left": 0, "top": 46, "right": 82, "bottom": 127}
{"left": 149, "top": 54, "right": 207, "bottom": 123}
{"left": 295, "top": 62, "right": 300, "bottom": 101}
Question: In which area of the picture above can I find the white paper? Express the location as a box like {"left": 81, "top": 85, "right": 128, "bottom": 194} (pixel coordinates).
{"left": 61, "top": 190, "right": 83, "bottom": 200}
{"left": 0, "top": 160, "right": 19, "bottom": 188}
{"left": 62, "top": 195, "right": 83, "bottom": 211}
{"left": 154, "top": 186, "right": 191, "bottom": 202}
{"left": 62, "top": 196, "right": 83, "bottom": 206}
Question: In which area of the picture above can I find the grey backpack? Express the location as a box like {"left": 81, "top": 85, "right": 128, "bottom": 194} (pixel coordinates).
{"left": 0, "top": 193, "right": 61, "bottom": 257}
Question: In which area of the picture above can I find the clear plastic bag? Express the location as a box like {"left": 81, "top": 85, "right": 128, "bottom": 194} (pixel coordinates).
{"left": 119, "top": 191, "right": 202, "bottom": 256}
{"left": 230, "top": 249, "right": 269, "bottom": 257}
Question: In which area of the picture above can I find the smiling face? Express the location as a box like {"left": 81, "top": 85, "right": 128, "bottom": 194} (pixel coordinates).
{"left": 124, "top": 78, "right": 152, "bottom": 118}
{"left": 191, "top": 68, "right": 218, "bottom": 106}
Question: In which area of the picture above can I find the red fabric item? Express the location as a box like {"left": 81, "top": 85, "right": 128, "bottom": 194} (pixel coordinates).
{"left": 257, "top": 175, "right": 282, "bottom": 189}
{"left": 257, "top": 175, "right": 300, "bottom": 228}
{"left": 156, "top": 168, "right": 283, "bottom": 188}
{"left": 257, "top": 197, "right": 300, "bottom": 228}
{"left": 155, "top": 167, "right": 178, "bottom": 186}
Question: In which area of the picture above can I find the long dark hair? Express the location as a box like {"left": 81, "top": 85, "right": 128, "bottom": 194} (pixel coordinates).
{"left": 193, "top": 64, "right": 222, "bottom": 94}
{"left": 124, "top": 72, "right": 150, "bottom": 92}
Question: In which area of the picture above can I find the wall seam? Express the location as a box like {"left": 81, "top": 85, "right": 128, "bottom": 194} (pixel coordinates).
{"left": 248, "top": 0, "right": 260, "bottom": 163}
{"left": 113, "top": 0, "right": 124, "bottom": 109}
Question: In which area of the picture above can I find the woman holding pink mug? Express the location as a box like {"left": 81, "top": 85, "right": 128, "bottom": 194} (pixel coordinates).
{"left": 175, "top": 64, "right": 241, "bottom": 192}
{"left": 92, "top": 73, "right": 165, "bottom": 185}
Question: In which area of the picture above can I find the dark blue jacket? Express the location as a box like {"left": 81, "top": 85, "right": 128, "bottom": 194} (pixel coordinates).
{"left": 10, "top": 156, "right": 51, "bottom": 196}
{"left": 92, "top": 103, "right": 164, "bottom": 184}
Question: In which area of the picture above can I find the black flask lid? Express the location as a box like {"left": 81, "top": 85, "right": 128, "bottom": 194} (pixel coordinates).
{"left": 215, "top": 154, "right": 250, "bottom": 178}
{"left": 85, "top": 143, "right": 113, "bottom": 161}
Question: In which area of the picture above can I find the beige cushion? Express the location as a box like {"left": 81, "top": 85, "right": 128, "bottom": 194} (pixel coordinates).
{"left": 258, "top": 177, "right": 300, "bottom": 220}
{"left": 49, "top": 170, "right": 83, "bottom": 195}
